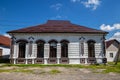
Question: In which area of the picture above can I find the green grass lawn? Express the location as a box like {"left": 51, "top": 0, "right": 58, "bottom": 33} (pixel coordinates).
{"left": 0, "top": 62, "right": 120, "bottom": 73}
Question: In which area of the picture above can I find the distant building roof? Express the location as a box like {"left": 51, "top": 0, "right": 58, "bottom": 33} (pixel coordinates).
{"left": 106, "top": 39, "right": 120, "bottom": 48}
{"left": 0, "top": 35, "right": 11, "bottom": 47}
{"left": 7, "top": 20, "right": 108, "bottom": 34}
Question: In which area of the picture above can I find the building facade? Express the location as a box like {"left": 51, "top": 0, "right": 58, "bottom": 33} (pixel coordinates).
{"left": 7, "top": 20, "right": 108, "bottom": 64}
{"left": 0, "top": 35, "right": 11, "bottom": 59}
{"left": 106, "top": 39, "right": 120, "bottom": 62}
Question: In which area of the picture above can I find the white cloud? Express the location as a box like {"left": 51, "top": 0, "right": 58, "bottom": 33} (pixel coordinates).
{"left": 50, "top": 3, "right": 63, "bottom": 10}
{"left": 3, "top": 34, "right": 11, "bottom": 38}
{"left": 71, "top": 0, "right": 80, "bottom": 3}
{"left": 109, "top": 32, "right": 120, "bottom": 42}
{"left": 100, "top": 23, "right": 120, "bottom": 31}
{"left": 82, "top": 0, "right": 101, "bottom": 10}
{"left": 113, "top": 24, "right": 120, "bottom": 29}
{"left": 100, "top": 24, "right": 115, "bottom": 31}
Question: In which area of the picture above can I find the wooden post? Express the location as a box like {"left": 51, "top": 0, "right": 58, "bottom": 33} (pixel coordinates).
{"left": 102, "top": 35, "right": 106, "bottom": 65}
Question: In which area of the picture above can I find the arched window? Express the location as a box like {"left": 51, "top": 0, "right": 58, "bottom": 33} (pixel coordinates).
{"left": 87, "top": 40, "right": 96, "bottom": 58}
{"left": 36, "top": 40, "right": 45, "bottom": 58}
{"left": 49, "top": 40, "right": 58, "bottom": 58}
{"left": 60, "top": 40, "right": 69, "bottom": 58}
{"left": 17, "top": 40, "right": 28, "bottom": 58}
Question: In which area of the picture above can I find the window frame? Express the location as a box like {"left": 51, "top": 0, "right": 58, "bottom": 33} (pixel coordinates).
{"left": 0, "top": 49, "right": 3, "bottom": 58}
{"left": 36, "top": 40, "right": 45, "bottom": 58}
{"left": 87, "top": 40, "right": 96, "bottom": 58}
{"left": 49, "top": 40, "right": 58, "bottom": 58}
{"left": 110, "top": 53, "right": 113, "bottom": 58}
{"left": 17, "top": 39, "right": 28, "bottom": 58}
{"left": 60, "top": 40, "right": 69, "bottom": 58}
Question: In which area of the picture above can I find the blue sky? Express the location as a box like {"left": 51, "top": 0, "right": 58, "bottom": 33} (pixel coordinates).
{"left": 0, "top": 0, "right": 120, "bottom": 41}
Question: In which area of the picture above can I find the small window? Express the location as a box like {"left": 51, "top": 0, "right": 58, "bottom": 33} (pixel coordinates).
{"left": 110, "top": 53, "right": 113, "bottom": 58}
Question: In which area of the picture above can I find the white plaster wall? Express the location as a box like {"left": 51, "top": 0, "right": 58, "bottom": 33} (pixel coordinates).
{"left": 32, "top": 43, "right": 37, "bottom": 58}
{"left": 44, "top": 44, "right": 49, "bottom": 58}
{"left": 83, "top": 43, "right": 88, "bottom": 58}
{"left": 12, "top": 33, "right": 103, "bottom": 43}
{"left": 106, "top": 51, "right": 118, "bottom": 62}
{"left": 95, "top": 43, "right": 102, "bottom": 58}
{"left": 106, "top": 44, "right": 119, "bottom": 62}
{"left": 68, "top": 43, "right": 80, "bottom": 58}
{"left": 0, "top": 46, "right": 10, "bottom": 59}
{"left": 69, "top": 58, "right": 80, "bottom": 64}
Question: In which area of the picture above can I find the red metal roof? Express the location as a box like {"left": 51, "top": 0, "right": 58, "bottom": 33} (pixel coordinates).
{"left": 7, "top": 20, "right": 108, "bottom": 34}
{"left": 0, "top": 35, "right": 11, "bottom": 47}
{"left": 106, "top": 39, "right": 120, "bottom": 48}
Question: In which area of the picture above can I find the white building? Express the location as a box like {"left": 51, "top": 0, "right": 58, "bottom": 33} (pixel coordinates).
{"left": 7, "top": 20, "right": 108, "bottom": 64}
{"left": 0, "top": 35, "right": 11, "bottom": 59}
{"left": 106, "top": 39, "right": 120, "bottom": 62}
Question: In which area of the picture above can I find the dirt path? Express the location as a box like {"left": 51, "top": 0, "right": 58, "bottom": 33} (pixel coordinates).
{"left": 0, "top": 67, "right": 120, "bottom": 80}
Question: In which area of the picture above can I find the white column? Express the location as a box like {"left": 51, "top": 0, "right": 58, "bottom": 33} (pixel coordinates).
{"left": 25, "top": 44, "right": 29, "bottom": 58}
{"left": 13, "top": 43, "right": 18, "bottom": 58}
{"left": 44, "top": 43, "right": 49, "bottom": 64}
{"left": 33, "top": 43, "right": 37, "bottom": 58}
{"left": 25, "top": 59, "right": 27, "bottom": 64}
{"left": 13, "top": 43, "right": 18, "bottom": 64}
{"left": 27, "top": 42, "right": 33, "bottom": 58}
{"left": 85, "top": 58, "right": 88, "bottom": 64}
{"left": 32, "top": 59, "right": 34, "bottom": 64}
{"left": 57, "top": 43, "right": 61, "bottom": 64}
{"left": 85, "top": 43, "right": 88, "bottom": 64}
{"left": 30, "top": 42, "right": 36, "bottom": 59}
{"left": 25, "top": 44, "right": 29, "bottom": 64}
{"left": 31, "top": 43, "right": 37, "bottom": 64}
{"left": 13, "top": 58, "right": 16, "bottom": 64}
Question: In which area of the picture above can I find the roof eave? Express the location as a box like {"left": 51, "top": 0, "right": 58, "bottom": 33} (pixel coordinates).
{"left": 7, "top": 31, "right": 108, "bottom": 34}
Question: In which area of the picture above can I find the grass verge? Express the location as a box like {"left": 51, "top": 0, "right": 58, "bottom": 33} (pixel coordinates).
{"left": 0, "top": 62, "right": 120, "bottom": 73}
{"left": 49, "top": 69, "right": 61, "bottom": 74}
{"left": 0, "top": 69, "right": 33, "bottom": 73}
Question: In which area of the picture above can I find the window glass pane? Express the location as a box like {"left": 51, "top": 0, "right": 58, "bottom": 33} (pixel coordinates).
{"left": 110, "top": 53, "right": 113, "bottom": 58}
{"left": 37, "top": 42, "right": 44, "bottom": 58}
{"left": 19, "top": 42, "right": 26, "bottom": 58}
{"left": 0, "top": 49, "right": 3, "bottom": 57}
{"left": 50, "top": 41, "right": 57, "bottom": 58}
{"left": 61, "top": 42, "right": 68, "bottom": 58}
{"left": 88, "top": 41, "right": 95, "bottom": 57}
